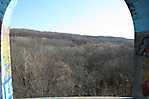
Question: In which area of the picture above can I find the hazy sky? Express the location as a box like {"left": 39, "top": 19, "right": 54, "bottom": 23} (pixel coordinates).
{"left": 9, "top": 0, "right": 134, "bottom": 39}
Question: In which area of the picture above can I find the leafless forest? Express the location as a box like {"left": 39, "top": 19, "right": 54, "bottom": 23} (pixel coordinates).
{"left": 10, "top": 29, "right": 134, "bottom": 98}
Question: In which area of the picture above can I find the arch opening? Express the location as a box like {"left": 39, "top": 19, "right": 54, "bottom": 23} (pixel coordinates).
{"left": 1, "top": 0, "right": 140, "bottom": 98}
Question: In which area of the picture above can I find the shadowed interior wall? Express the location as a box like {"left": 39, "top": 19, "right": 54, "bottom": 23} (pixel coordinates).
{"left": 125, "top": 0, "right": 149, "bottom": 98}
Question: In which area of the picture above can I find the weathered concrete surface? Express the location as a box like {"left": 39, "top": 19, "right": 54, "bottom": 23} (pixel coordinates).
{"left": 125, "top": 0, "right": 149, "bottom": 33}
{"left": 125, "top": 1, "right": 149, "bottom": 99}
{"left": 21, "top": 97, "right": 133, "bottom": 99}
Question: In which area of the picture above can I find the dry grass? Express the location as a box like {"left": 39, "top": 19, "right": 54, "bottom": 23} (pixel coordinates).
{"left": 10, "top": 29, "right": 134, "bottom": 98}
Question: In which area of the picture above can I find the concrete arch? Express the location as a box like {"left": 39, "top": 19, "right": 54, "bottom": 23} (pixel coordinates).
{"left": 0, "top": 0, "right": 149, "bottom": 99}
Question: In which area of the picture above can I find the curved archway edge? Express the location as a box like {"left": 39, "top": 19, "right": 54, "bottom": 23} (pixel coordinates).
{"left": 1, "top": 0, "right": 149, "bottom": 98}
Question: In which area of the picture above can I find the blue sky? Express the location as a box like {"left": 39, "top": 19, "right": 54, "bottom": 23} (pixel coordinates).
{"left": 8, "top": 0, "right": 134, "bottom": 39}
